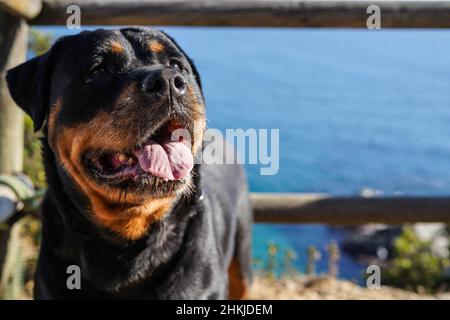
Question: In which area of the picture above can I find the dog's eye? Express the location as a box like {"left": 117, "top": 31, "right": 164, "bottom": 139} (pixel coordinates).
{"left": 169, "top": 59, "right": 184, "bottom": 71}
{"left": 86, "top": 65, "right": 109, "bottom": 82}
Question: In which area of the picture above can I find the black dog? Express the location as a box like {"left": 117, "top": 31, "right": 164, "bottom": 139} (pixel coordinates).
{"left": 6, "top": 28, "right": 252, "bottom": 299}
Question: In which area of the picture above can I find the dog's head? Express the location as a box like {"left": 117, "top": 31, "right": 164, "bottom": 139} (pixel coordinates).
{"left": 7, "top": 28, "right": 205, "bottom": 239}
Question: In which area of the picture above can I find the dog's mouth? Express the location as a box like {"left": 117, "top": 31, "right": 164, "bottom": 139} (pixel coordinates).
{"left": 84, "top": 119, "right": 194, "bottom": 185}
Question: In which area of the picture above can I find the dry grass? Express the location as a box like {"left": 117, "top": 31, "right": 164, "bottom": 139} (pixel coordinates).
{"left": 18, "top": 275, "right": 450, "bottom": 300}
{"left": 249, "top": 275, "right": 450, "bottom": 300}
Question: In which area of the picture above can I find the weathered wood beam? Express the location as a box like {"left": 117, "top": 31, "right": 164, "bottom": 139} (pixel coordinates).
{"left": 0, "top": 12, "right": 27, "bottom": 175}
{"left": 2, "top": 192, "right": 450, "bottom": 225}
{"left": 251, "top": 193, "right": 450, "bottom": 224}
{"left": 0, "top": 185, "right": 19, "bottom": 298}
{"left": 0, "top": 10, "right": 28, "bottom": 299}
{"left": 30, "top": 0, "right": 450, "bottom": 28}
{"left": 0, "top": 0, "right": 42, "bottom": 20}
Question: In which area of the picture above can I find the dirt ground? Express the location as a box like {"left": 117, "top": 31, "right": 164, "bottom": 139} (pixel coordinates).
{"left": 18, "top": 275, "right": 450, "bottom": 300}
{"left": 249, "top": 276, "right": 450, "bottom": 300}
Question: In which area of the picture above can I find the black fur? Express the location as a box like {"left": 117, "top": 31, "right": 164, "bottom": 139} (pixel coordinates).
{"left": 6, "top": 27, "right": 252, "bottom": 299}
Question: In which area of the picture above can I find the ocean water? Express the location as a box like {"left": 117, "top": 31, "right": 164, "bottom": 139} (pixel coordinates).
{"left": 37, "top": 27, "right": 450, "bottom": 281}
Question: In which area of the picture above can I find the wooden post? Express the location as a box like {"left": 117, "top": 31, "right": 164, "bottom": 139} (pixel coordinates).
{"left": 0, "top": 9, "right": 28, "bottom": 299}
{"left": 251, "top": 193, "right": 450, "bottom": 224}
{"left": 0, "top": 185, "right": 17, "bottom": 294}
{"left": 0, "top": 11, "right": 27, "bottom": 175}
{"left": 0, "top": 0, "right": 42, "bottom": 20}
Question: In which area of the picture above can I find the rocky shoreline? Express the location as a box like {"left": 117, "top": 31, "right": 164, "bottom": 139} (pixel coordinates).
{"left": 340, "top": 223, "right": 449, "bottom": 262}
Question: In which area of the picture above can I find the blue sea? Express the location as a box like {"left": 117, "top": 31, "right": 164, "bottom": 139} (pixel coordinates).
{"left": 37, "top": 27, "right": 450, "bottom": 282}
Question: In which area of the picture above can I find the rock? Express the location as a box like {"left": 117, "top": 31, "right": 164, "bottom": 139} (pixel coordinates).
{"left": 341, "top": 224, "right": 401, "bottom": 258}
{"left": 341, "top": 223, "right": 449, "bottom": 261}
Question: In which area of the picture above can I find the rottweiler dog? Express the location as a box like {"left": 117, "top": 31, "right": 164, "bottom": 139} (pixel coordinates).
{"left": 6, "top": 27, "right": 252, "bottom": 299}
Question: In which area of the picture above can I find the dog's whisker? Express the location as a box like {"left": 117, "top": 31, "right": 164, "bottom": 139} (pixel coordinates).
{"left": 91, "top": 117, "right": 116, "bottom": 143}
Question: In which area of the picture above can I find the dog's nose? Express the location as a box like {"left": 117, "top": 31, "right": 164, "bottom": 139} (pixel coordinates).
{"left": 142, "top": 70, "right": 186, "bottom": 97}
{"left": 172, "top": 74, "right": 186, "bottom": 96}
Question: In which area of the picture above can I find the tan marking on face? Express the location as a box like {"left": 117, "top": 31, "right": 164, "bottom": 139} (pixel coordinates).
{"left": 148, "top": 40, "right": 164, "bottom": 53}
{"left": 51, "top": 102, "right": 175, "bottom": 240}
{"left": 187, "top": 86, "right": 206, "bottom": 155}
{"left": 110, "top": 41, "right": 125, "bottom": 54}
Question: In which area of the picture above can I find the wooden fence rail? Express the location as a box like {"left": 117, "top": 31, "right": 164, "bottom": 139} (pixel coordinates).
{"left": 252, "top": 193, "right": 450, "bottom": 224}
{"left": 2, "top": 191, "right": 450, "bottom": 225}
{"left": 21, "top": 0, "right": 450, "bottom": 28}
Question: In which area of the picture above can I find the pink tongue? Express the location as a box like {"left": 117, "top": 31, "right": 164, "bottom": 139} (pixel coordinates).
{"left": 134, "top": 140, "right": 193, "bottom": 180}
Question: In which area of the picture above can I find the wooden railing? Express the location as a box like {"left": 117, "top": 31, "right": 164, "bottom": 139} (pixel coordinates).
{"left": 27, "top": 0, "right": 450, "bottom": 28}
{"left": 1, "top": 0, "right": 450, "bottom": 27}
{"left": 2, "top": 190, "right": 450, "bottom": 226}
{"left": 252, "top": 193, "right": 450, "bottom": 224}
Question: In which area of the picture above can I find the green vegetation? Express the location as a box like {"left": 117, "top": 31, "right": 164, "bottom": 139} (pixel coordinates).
{"left": 383, "top": 227, "right": 450, "bottom": 294}
{"left": 28, "top": 29, "right": 54, "bottom": 56}
{"left": 306, "top": 245, "right": 321, "bottom": 275}
{"left": 326, "top": 240, "right": 340, "bottom": 278}
{"left": 23, "top": 116, "right": 45, "bottom": 189}
{"left": 254, "top": 241, "right": 339, "bottom": 280}
{"left": 260, "top": 242, "right": 300, "bottom": 279}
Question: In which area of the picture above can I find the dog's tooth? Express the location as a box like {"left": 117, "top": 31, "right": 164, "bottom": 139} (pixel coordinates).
{"left": 118, "top": 154, "right": 128, "bottom": 162}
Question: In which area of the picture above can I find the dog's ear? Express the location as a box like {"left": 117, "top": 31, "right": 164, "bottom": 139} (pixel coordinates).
{"left": 6, "top": 50, "right": 56, "bottom": 132}
{"left": 160, "top": 31, "right": 203, "bottom": 98}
